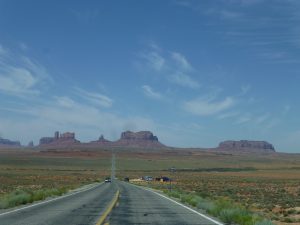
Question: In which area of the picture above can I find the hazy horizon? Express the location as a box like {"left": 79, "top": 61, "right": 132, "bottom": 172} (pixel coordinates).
{"left": 0, "top": 0, "right": 300, "bottom": 152}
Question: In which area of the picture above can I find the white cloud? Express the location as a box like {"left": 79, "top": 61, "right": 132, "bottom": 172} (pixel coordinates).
{"left": 255, "top": 113, "right": 270, "bottom": 124}
{"left": 142, "top": 85, "right": 163, "bottom": 99}
{"left": 169, "top": 72, "right": 200, "bottom": 89}
{"left": 0, "top": 45, "right": 52, "bottom": 96}
{"left": 55, "top": 96, "right": 76, "bottom": 108}
{"left": 0, "top": 67, "right": 40, "bottom": 95}
{"left": 141, "top": 51, "right": 165, "bottom": 72}
{"left": 171, "top": 52, "right": 193, "bottom": 71}
{"left": 218, "top": 111, "right": 240, "bottom": 119}
{"left": 74, "top": 87, "right": 113, "bottom": 108}
{"left": 138, "top": 44, "right": 200, "bottom": 89}
{"left": 184, "top": 96, "right": 235, "bottom": 116}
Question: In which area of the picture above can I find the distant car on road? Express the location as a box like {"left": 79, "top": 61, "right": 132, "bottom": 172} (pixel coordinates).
{"left": 105, "top": 177, "right": 111, "bottom": 183}
{"left": 124, "top": 177, "right": 129, "bottom": 182}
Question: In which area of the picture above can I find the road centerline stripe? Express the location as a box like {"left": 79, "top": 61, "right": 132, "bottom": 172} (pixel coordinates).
{"left": 96, "top": 190, "right": 120, "bottom": 225}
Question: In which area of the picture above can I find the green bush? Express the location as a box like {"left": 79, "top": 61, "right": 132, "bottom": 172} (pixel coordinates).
{"left": 208, "top": 198, "right": 233, "bottom": 216}
{"left": 197, "top": 200, "right": 215, "bottom": 211}
{"left": 180, "top": 194, "right": 193, "bottom": 204}
{"left": 254, "top": 220, "right": 274, "bottom": 225}
{"left": 161, "top": 187, "right": 271, "bottom": 225}
{"left": 0, "top": 190, "right": 31, "bottom": 208}
{"left": 167, "top": 190, "right": 181, "bottom": 199}
{"left": 0, "top": 188, "right": 68, "bottom": 209}
{"left": 219, "top": 208, "right": 257, "bottom": 225}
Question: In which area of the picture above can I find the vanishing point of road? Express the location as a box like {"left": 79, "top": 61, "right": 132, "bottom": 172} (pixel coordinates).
{"left": 0, "top": 181, "right": 222, "bottom": 225}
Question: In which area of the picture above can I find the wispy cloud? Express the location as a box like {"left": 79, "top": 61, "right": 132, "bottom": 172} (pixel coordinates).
{"left": 74, "top": 87, "right": 113, "bottom": 108}
{"left": 218, "top": 111, "right": 240, "bottom": 119}
{"left": 236, "top": 113, "right": 252, "bottom": 124}
{"left": 0, "top": 45, "right": 52, "bottom": 97}
{"left": 169, "top": 72, "right": 200, "bottom": 89}
{"left": 171, "top": 52, "right": 193, "bottom": 72}
{"left": 138, "top": 44, "right": 200, "bottom": 89}
{"left": 184, "top": 96, "right": 235, "bottom": 116}
{"left": 140, "top": 51, "right": 165, "bottom": 72}
{"left": 255, "top": 113, "right": 270, "bottom": 125}
{"left": 55, "top": 96, "right": 76, "bottom": 108}
{"left": 142, "top": 85, "right": 163, "bottom": 100}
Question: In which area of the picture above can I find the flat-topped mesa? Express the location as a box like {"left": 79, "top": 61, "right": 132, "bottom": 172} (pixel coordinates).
{"left": 121, "top": 131, "right": 159, "bottom": 141}
{"left": 39, "top": 131, "right": 80, "bottom": 146}
{"left": 0, "top": 137, "right": 21, "bottom": 147}
{"left": 115, "top": 131, "right": 164, "bottom": 148}
{"left": 218, "top": 140, "right": 275, "bottom": 153}
{"left": 60, "top": 132, "right": 75, "bottom": 139}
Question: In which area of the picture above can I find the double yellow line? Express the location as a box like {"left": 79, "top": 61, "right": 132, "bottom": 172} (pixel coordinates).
{"left": 96, "top": 190, "right": 120, "bottom": 225}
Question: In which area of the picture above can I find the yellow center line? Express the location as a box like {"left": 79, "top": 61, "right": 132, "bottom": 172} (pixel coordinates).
{"left": 96, "top": 190, "right": 120, "bottom": 225}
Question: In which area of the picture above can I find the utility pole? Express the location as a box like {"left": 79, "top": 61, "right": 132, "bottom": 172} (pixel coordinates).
{"left": 169, "top": 167, "right": 176, "bottom": 192}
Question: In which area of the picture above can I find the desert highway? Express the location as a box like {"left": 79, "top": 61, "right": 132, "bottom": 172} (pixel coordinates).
{"left": 0, "top": 181, "right": 222, "bottom": 225}
{"left": 0, "top": 182, "right": 118, "bottom": 225}
{"left": 108, "top": 181, "right": 221, "bottom": 225}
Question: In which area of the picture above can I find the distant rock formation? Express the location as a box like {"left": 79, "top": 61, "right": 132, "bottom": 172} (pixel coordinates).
{"left": 121, "top": 131, "right": 159, "bottom": 141}
{"left": 60, "top": 132, "right": 75, "bottom": 139}
{"left": 114, "top": 131, "right": 164, "bottom": 148}
{"left": 39, "top": 130, "right": 164, "bottom": 149}
{"left": 217, "top": 140, "right": 275, "bottom": 153}
{"left": 89, "top": 134, "right": 111, "bottom": 145}
{"left": 28, "top": 141, "right": 34, "bottom": 147}
{"left": 0, "top": 137, "right": 21, "bottom": 147}
{"left": 39, "top": 131, "right": 80, "bottom": 146}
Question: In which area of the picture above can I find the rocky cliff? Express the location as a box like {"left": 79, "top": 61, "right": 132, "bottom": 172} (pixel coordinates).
{"left": 39, "top": 131, "right": 80, "bottom": 146}
{"left": 0, "top": 137, "right": 21, "bottom": 147}
{"left": 114, "top": 131, "right": 164, "bottom": 148}
{"left": 217, "top": 140, "right": 276, "bottom": 153}
{"left": 39, "top": 130, "right": 164, "bottom": 149}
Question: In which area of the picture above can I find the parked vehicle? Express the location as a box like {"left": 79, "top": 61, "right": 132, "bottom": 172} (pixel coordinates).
{"left": 124, "top": 177, "right": 129, "bottom": 182}
{"left": 105, "top": 177, "right": 111, "bottom": 183}
{"left": 142, "top": 176, "right": 153, "bottom": 181}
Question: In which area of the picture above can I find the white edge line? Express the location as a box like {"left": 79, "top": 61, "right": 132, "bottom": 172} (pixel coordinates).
{"left": 130, "top": 183, "right": 223, "bottom": 225}
{"left": 0, "top": 182, "right": 103, "bottom": 217}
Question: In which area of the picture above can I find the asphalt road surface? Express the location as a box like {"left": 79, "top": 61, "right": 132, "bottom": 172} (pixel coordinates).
{"left": 109, "top": 181, "right": 221, "bottom": 225}
{"left": 0, "top": 181, "right": 222, "bottom": 225}
{"left": 0, "top": 182, "right": 117, "bottom": 225}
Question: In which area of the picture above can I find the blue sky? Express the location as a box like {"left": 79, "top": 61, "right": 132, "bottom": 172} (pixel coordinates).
{"left": 0, "top": 0, "right": 299, "bottom": 152}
